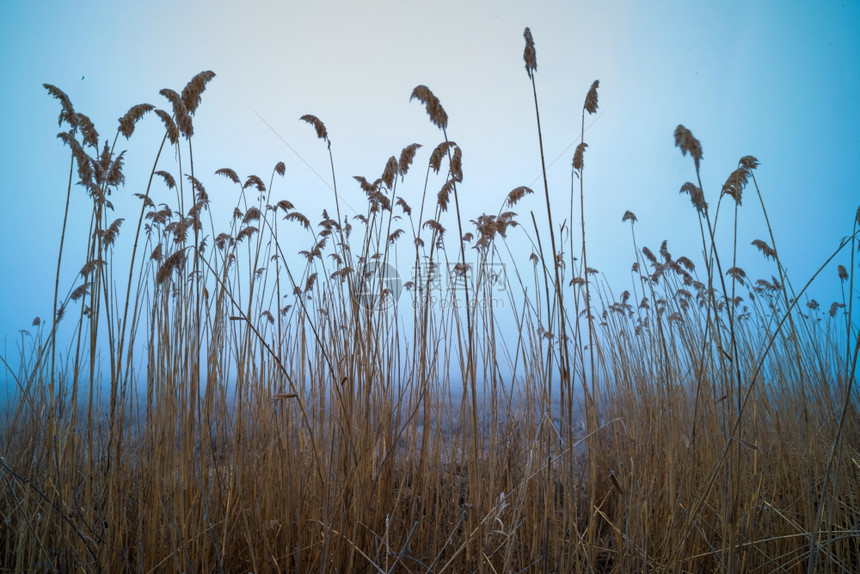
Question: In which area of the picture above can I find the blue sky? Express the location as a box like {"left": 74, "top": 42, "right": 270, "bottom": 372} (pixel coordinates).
{"left": 0, "top": 0, "right": 858, "bottom": 358}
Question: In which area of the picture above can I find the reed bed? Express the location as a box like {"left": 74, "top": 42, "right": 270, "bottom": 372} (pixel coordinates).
{"left": 1, "top": 30, "right": 858, "bottom": 573}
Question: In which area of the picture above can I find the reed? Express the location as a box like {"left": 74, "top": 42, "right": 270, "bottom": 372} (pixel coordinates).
{"left": 1, "top": 30, "right": 858, "bottom": 573}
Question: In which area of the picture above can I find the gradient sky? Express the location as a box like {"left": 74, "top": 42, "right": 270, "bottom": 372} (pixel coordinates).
{"left": 1, "top": 0, "right": 858, "bottom": 364}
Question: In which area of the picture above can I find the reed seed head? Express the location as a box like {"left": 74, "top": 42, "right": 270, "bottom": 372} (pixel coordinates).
{"left": 429, "top": 141, "right": 455, "bottom": 174}
{"left": 242, "top": 207, "right": 262, "bottom": 224}
{"left": 727, "top": 266, "right": 747, "bottom": 282}
{"left": 722, "top": 166, "right": 749, "bottom": 205}
{"left": 118, "top": 103, "right": 155, "bottom": 139}
{"left": 450, "top": 145, "right": 463, "bottom": 182}
{"left": 275, "top": 199, "right": 294, "bottom": 212}
{"left": 79, "top": 259, "right": 104, "bottom": 278}
{"left": 739, "top": 155, "right": 760, "bottom": 171}
{"left": 43, "top": 84, "right": 77, "bottom": 129}
{"left": 410, "top": 85, "right": 448, "bottom": 131}
{"left": 154, "top": 109, "right": 180, "bottom": 144}
{"left": 156, "top": 250, "right": 186, "bottom": 285}
{"left": 677, "top": 256, "right": 695, "bottom": 272}
{"left": 92, "top": 144, "right": 125, "bottom": 190}
{"left": 752, "top": 239, "right": 776, "bottom": 260}
{"left": 70, "top": 281, "right": 88, "bottom": 301}
{"left": 642, "top": 246, "right": 657, "bottom": 265}
{"left": 395, "top": 197, "right": 412, "bottom": 216}
{"left": 398, "top": 143, "right": 422, "bottom": 179}
{"left": 57, "top": 132, "right": 94, "bottom": 191}
{"left": 674, "top": 125, "right": 703, "bottom": 170}
{"left": 284, "top": 212, "right": 310, "bottom": 229}
{"left": 523, "top": 27, "right": 537, "bottom": 78}
{"left": 382, "top": 156, "right": 398, "bottom": 189}
{"left": 103, "top": 218, "right": 124, "bottom": 248}
{"left": 584, "top": 80, "right": 599, "bottom": 114}
{"left": 160, "top": 88, "right": 193, "bottom": 138}
{"left": 679, "top": 182, "right": 707, "bottom": 213}
{"left": 354, "top": 176, "right": 374, "bottom": 195}
{"left": 506, "top": 186, "right": 533, "bottom": 207}
{"left": 155, "top": 170, "right": 176, "bottom": 190}
{"left": 215, "top": 167, "right": 240, "bottom": 185}
{"left": 185, "top": 174, "right": 206, "bottom": 201}
{"left": 573, "top": 142, "right": 588, "bottom": 173}
{"left": 236, "top": 226, "right": 259, "bottom": 243}
{"left": 244, "top": 175, "right": 266, "bottom": 193}
{"left": 659, "top": 240, "right": 672, "bottom": 263}
{"left": 180, "top": 70, "right": 216, "bottom": 115}
{"left": 134, "top": 193, "right": 155, "bottom": 209}
{"left": 76, "top": 113, "right": 100, "bottom": 149}
{"left": 437, "top": 180, "right": 455, "bottom": 211}
{"left": 300, "top": 114, "right": 330, "bottom": 148}
{"left": 423, "top": 219, "right": 445, "bottom": 238}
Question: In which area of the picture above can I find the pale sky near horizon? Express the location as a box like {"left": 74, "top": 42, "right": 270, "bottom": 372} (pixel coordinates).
{"left": 1, "top": 1, "right": 858, "bottom": 369}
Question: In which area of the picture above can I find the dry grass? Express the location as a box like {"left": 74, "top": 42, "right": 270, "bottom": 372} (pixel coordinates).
{"left": 2, "top": 30, "right": 859, "bottom": 573}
